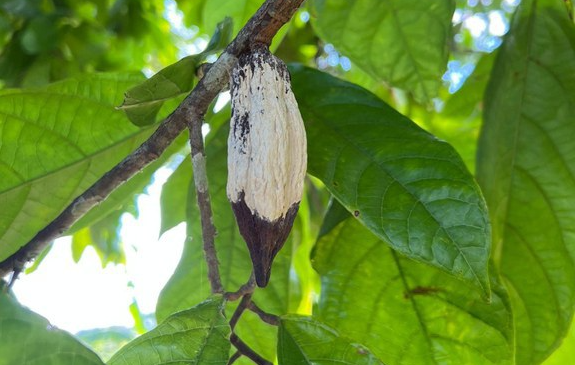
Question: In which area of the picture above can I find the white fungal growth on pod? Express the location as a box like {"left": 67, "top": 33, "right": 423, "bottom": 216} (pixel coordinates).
{"left": 227, "top": 46, "right": 307, "bottom": 287}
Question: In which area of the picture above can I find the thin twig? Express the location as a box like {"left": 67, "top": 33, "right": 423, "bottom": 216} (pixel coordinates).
{"left": 230, "top": 333, "right": 273, "bottom": 365}
{"left": 188, "top": 116, "right": 223, "bottom": 293}
{"left": 225, "top": 273, "right": 256, "bottom": 301}
{"left": 247, "top": 301, "right": 280, "bottom": 326}
{"left": 227, "top": 351, "right": 242, "bottom": 365}
{"left": 0, "top": 0, "right": 305, "bottom": 279}
{"left": 229, "top": 293, "right": 253, "bottom": 330}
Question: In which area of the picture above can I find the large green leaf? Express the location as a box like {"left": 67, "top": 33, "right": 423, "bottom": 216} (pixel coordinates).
{"left": 278, "top": 315, "right": 384, "bottom": 365}
{"left": 0, "top": 287, "right": 104, "bottom": 365}
{"left": 310, "top": 0, "right": 455, "bottom": 103}
{"left": 476, "top": 0, "right": 575, "bottom": 363}
{"left": 290, "top": 65, "right": 491, "bottom": 294}
{"left": 107, "top": 296, "right": 230, "bottom": 365}
{"left": 0, "top": 73, "right": 158, "bottom": 262}
{"left": 313, "top": 211, "right": 514, "bottom": 365}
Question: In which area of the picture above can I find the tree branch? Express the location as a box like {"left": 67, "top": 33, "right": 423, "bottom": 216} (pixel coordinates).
{"left": 247, "top": 301, "right": 280, "bottom": 326}
{"left": 188, "top": 115, "right": 224, "bottom": 293}
{"left": 230, "top": 333, "right": 273, "bottom": 365}
{"left": 0, "top": 0, "right": 304, "bottom": 279}
{"left": 227, "top": 351, "right": 242, "bottom": 365}
{"left": 229, "top": 293, "right": 253, "bottom": 330}
{"left": 225, "top": 273, "right": 256, "bottom": 301}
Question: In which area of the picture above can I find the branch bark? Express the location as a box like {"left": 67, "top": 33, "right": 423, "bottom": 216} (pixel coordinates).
{"left": 0, "top": 0, "right": 304, "bottom": 279}
{"left": 247, "top": 301, "right": 280, "bottom": 326}
{"left": 188, "top": 116, "right": 224, "bottom": 294}
{"left": 225, "top": 273, "right": 256, "bottom": 301}
{"left": 230, "top": 333, "right": 273, "bottom": 365}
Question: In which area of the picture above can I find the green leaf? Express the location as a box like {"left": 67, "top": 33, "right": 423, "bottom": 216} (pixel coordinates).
{"left": 313, "top": 211, "right": 514, "bottom": 365}
{"left": 316, "top": 197, "right": 350, "bottom": 238}
{"left": 476, "top": 0, "right": 575, "bottom": 363}
{"left": 0, "top": 73, "right": 157, "bottom": 263}
{"left": 413, "top": 53, "right": 496, "bottom": 172}
{"left": 543, "top": 320, "right": 575, "bottom": 365}
{"left": 203, "top": 17, "right": 234, "bottom": 55}
{"left": 441, "top": 52, "right": 496, "bottom": 121}
{"left": 119, "top": 18, "right": 233, "bottom": 126}
{"left": 176, "top": 0, "right": 206, "bottom": 28}
{"left": 159, "top": 157, "right": 191, "bottom": 237}
{"left": 278, "top": 315, "right": 384, "bottom": 365}
{"left": 290, "top": 65, "right": 491, "bottom": 295}
{"left": 108, "top": 296, "right": 230, "bottom": 365}
{"left": 0, "top": 288, "right": 104, "bottom": 365}
{"left": 71, "top": 208, "right": 128, "bottom": 266}
{"left": 310, "top": 0, "right": 455, "bottom": 103}
{"left": 24, "top": 241, "right": 53, "bottom": 274}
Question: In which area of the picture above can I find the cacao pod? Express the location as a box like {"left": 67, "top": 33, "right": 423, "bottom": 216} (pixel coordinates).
{"left": 227, "top": 47, "right": 307, "bottom": 287}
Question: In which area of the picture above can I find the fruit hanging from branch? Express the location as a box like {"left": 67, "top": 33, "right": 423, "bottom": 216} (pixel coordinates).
{"left": 227, "top": 45, "right": 307, "bottom": 287}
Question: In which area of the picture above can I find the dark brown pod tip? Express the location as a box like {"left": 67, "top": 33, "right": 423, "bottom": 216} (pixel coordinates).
{"left": 231, "top": 192, "right": 300, "bottom": 287}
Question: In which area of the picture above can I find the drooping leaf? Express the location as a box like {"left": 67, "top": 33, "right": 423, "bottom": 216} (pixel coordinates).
{"left": 476, "top": 0, "right": 575, "bottom": 363}
{"left": 310, "top": 0, "right": 455, "bottom": 103}
{"left": 23, "top": 241, "right": 53, "bottom": 274}
{"left": 0, "top": 287, "right": 104, "bottom": 365}
{"left": 71, "top": 208, "right": 128, "bottom": 266}
{"left": 0, "top": 73, "right": 159, "bottom": 263}
{"left": 290, "top": 65, "right": 491, "bottom": 295}
{"left": 107, "top": 296, "right": 230, "bottom": 365}
{"left": 118, "top": 18, "right": 233, "bottom": 126}
{"left": 277, "top": 315, "right": 384, "bottom": 365}
{"left": 313, "top": 210, "right": 514, "bottom": 365}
